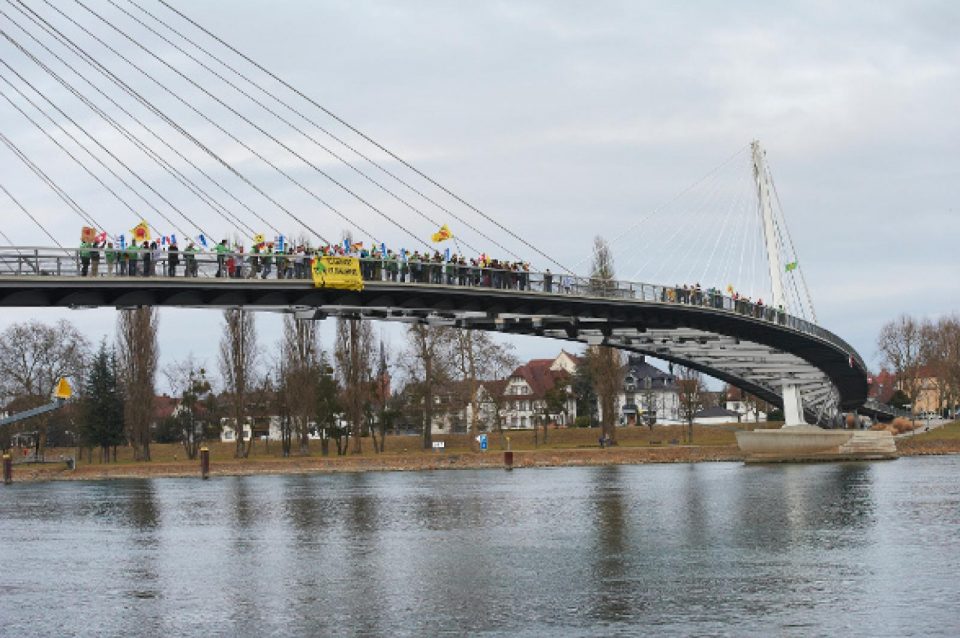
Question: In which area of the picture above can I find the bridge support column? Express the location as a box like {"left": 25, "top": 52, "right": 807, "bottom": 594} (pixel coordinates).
{"left": 781, "top": 383, "right": 806, "bottom": 427}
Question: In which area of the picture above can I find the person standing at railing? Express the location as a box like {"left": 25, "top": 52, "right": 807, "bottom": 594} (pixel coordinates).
{"left": 151, "top": 242, "right": 161, "bottom": 277}
{"left": 127, "top": 242, "right": 139, "bottom": 276}
{"left": 259, "top": 244, "right": 272, "bottom": 279}
{"left": 118, "top": 244, "right": 128, "bottom": 276}
{"left": 90, "top": 241, "right": 101, "bottom": 277}
{"left": 105, "top": 242, "right": 117, "bottom": 276}
{"left": 142, "top": 241, "right": 153, "bottom": 277}
{"left": 79, "top": 240, "right": 91, "bottom": 276}
{"left": 292, "top": 245, "right": 304, "bottom": 279}
{"left": 543, "top": 269, "right": 553, "bottom": 293}
{"left": 215, "top": 239, "right": 228, "bottom": 277}
{"left": 278, "top": 247, "right": 290, "bottom": 279}
{"left": 250, "top": 242, "right": 261, "bottom": 279}
{"left": 184, "top": 242, "right": 198, "bottom": 277}
{"left": 386, "top": 250, "right": 399, "bottom": 282}
{"left": 167, "top": 240, "right": 179, "bottom": 277}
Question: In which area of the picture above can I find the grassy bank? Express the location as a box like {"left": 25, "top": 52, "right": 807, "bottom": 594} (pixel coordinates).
{"left": 896, "top": 421, "right": 960, "bottom": 455}
{"left": 9, "top": 424, "right": 744, "bottom": 482}
{"left": 11, "top": 421, "right": 956, "bottom": 483}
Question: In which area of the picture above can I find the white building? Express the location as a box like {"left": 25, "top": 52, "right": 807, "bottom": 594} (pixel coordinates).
{"left": 618, "top": 355, "right": 681, "bottom": 425}
{"left": 220, "top": 416, "right": 325, "bottom": 442}
{"left": 500, "top": 351, "right": 579, "bottom": 429}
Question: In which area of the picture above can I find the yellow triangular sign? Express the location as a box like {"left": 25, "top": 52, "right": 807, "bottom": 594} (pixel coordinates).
{"left": 54, "top": 377, "right": 72, "bottom": 400}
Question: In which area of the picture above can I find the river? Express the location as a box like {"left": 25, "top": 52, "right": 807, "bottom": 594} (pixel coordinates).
{"left": 1, "top": 457, "right": 958, "bottom": 637}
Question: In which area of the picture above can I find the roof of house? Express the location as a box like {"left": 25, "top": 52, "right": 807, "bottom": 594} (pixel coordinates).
{"left": 153, "top": 394, "right": 179, "bottom": 421}
{"left": 507, "top": 358, "right": 570, "bottom": 399}
{"left": 624, "top": 355, "right": 676, "bottom": 389}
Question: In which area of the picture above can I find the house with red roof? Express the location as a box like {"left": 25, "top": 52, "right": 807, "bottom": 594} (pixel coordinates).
{"left": 501, "top": 351, "right": 579, "bottom": 429}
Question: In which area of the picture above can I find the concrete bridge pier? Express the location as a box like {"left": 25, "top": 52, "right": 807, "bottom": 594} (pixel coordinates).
{"left": 781, "top": 383, "right": 806, "bottom": 427}
{"left": 734, "top": 380, "right": 897, "bottom": 462}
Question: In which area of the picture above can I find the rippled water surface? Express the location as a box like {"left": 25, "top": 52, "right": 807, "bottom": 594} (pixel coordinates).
{"left": 1, "top": 457, "right": 959, "bottom": 637}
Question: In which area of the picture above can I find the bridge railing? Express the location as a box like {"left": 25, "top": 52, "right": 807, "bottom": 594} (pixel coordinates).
{"left": 0, "top": 246, "right": 863, "bottom": 369}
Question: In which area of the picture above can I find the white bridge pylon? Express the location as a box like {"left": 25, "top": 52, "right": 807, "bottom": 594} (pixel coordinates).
{"left": 752, "top": 140, "right": 811, "bottom": 426}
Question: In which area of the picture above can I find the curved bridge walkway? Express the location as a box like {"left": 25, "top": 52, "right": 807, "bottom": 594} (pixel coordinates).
{"left": 0, "top": 247, "right": 869, "bottom": 424}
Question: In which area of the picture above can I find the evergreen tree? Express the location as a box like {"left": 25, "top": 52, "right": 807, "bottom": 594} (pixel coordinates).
{"left": 80, "top": 342, "right": 125, "bottom": 463}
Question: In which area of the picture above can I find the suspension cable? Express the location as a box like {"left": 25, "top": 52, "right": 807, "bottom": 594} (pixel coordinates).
{"left": 125, "top": 0, "right": 537, "bottom": 263}
{"left": 0, "top": 28, "right": 236, "bottom": 242}
{"left": 0, "top": 18, "right": 256, "bottom": 239}
{"left": 112, "top": 0, "right": 492, "bottom": 256}
{"left": 11, "top": 0, "right": 331, "bottom": 245}
{"left": 0, "top": 183, "right": 64, "bottom": 247}
{"left": 154, "top": 0, "right": 573, "bottom": 271}
{"left": 0, "top": 130, "right": 108, "bottom": 235}
{"left": 67, "top": 0, "right": 419, "bottom": 250}
{"left": 0, "top": 59, "right": 184, "bottom": 239}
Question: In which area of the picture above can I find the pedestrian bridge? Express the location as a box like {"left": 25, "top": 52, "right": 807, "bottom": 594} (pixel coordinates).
{"left": 0, "top": 246, "right": 868, "bottom": 425}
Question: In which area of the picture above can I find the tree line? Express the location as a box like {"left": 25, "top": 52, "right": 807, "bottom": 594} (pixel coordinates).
{"left": 876, "top": 314, "right": 960, "bottom": 416}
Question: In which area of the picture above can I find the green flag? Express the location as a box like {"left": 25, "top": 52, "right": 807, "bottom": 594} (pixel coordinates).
{"left": 784, "top": 261, "right": 798, "bottom": 272}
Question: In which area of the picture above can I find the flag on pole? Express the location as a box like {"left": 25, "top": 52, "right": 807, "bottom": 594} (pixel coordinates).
{"left": 119, "top": 234, "right": 126, "bottom": 249}
{"left": 199, "top": 234, "right": 207, "bottom": 247}
{"left": 278, "top": 235, "right": 285, "bottom": 252}
{"left": 343, "top": 239, "right": 350, "bottom": 252}
{"left": 431, "top": 224, "right": 453, "bottom": 242}
{"left": 253, "top": 233, "right": 265, "bottom": 245}
{"left": 171, "top": 234, "right": 177, "bottom": 246}
{"left": 444, "top": 247, "right": 450, "bottom": 262}
{"left": 130, "top": 220, "right": 150, "bottom": 243}
{"left": 785, "top": 261, "right": 798, "bottom": 272}
{"left": 381, "top": 242, "right": 387, "bottom": 256}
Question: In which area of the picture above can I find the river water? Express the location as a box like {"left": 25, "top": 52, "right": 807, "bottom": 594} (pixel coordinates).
{"left": 1, "top": 457, "right": 958, "bottom": 637}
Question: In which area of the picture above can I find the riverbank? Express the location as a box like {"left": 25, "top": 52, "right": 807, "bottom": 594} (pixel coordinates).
{"left": 11, "top": 444, "right": 744, "bottom": 482}
{"left": 7, "top": 422, "right": 958, "bottom": 483}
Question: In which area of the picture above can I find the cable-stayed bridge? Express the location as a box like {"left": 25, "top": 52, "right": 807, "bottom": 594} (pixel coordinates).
{"left": 0, "top": 1, "right": 894, "bottom": 426}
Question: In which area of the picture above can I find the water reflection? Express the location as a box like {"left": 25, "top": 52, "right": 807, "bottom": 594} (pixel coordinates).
{"left": 587, "top": 466, "right": 633, "bottom": 623}
{"left": 0, "top": 458, "right": 958, "bottom": 637}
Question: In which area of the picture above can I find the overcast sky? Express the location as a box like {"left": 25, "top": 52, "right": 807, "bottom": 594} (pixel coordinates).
{"left": 0, "top": 0, "right": 957, "bottom": 388}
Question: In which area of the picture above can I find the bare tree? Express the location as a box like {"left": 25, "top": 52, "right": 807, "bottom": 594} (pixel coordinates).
{"left": 921, "top": 316, "right": 960, "bottom": 417}
{"left": 585, "top": 345, "right": 625, "bottom": 444}
{"left": 369, "top": 338, "right": 396, "bottom": 453}
{"left": 453, "top": 330, "right": 517, "bottom": 449}
{"left": 163, "top": 356, "right": 212, "bottom": 460}
{"left": 676, "top": 366, "right": 705, "bottom": 442}
{"left": 877, "top": 315, "right": 926, "bottom": 416}
{"left": 117, "top": 308, "right": 158, "bottom": 461}
{"left": 335, "top": 318, "right": 375, "bottom": 454}
{"left": 589, "top": 235, "right": 616, "bottom": 296}
{"left": 584, "top": 235, "right": 625, "bottom": 443}
{"left": 0, "top": 319, "right": 89, "bottom": 456}
{"left": 281, "top": 316, "right": 320, "bottom": 455}
{"left": 404, "top": 324, "right": 457, "bottom": 450}
{"left": 220, "top": 308, "right": 258, "bottom": 458}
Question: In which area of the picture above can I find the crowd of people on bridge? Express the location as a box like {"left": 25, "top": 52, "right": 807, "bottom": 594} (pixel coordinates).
{"left": 72, "top": 231, "right": 786, "bottom": 324}
{"left": 76, "top": 236, "right": 547, "bottom": 291}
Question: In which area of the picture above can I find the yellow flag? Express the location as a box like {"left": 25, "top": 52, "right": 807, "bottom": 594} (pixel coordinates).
{"left": 253, "top": 233, "right": 266, "bottom": 245}
{"left": 431, "top": 224, "right": 453, "bottom": 242}
{"left": 53, "top": 377, "right": 72, "bottom": 400}
{"left": 312, "top": 256, "right": 364, "bottom": 291}
{"left": 130, "top": 220, "right": 150, "bottom": 243}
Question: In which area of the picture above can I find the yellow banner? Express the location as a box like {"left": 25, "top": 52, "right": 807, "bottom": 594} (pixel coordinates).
{"left": 312, "top": 256, "right": 364, "bottom": 291}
